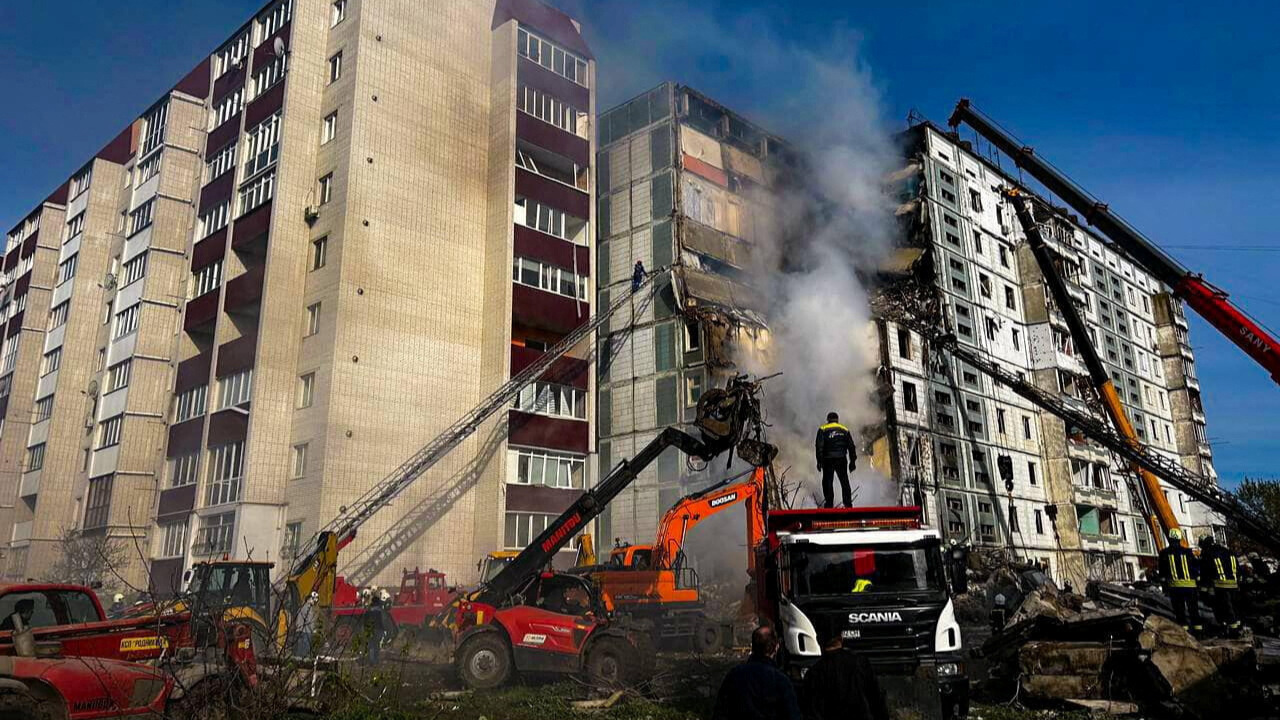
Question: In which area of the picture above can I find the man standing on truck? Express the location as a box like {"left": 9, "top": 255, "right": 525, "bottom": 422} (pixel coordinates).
{"left": 1157, "top": 528, "right": 1203, "bottom": 633}
{"left": 815, "top": 412, "right": 856, "bottom": 508}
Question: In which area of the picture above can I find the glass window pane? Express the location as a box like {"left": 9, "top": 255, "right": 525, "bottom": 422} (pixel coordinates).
{"left": 529, "top": 456, "right": 545, "bottom": 485}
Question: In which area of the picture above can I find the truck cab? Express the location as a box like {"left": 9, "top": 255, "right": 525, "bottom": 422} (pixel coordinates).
{"left": 757, "top": 507, "right": 968, "bottom": 720}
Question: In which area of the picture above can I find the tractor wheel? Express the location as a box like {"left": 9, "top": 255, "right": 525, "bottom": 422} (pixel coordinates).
{"left": 456, "top": 634, "right": 513, "bottom": 690}
{"left": 585, "top": 637, "right": 636, "bottom": 689}
{"left": 0, "top": 691, "right": 55, "bottom": 720}
{"left": 692, "top": 620, "right": 722, "bottom": 654}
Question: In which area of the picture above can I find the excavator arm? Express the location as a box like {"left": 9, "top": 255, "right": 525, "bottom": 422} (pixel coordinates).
{"left": 950, "top": 99, "right": 1280, "bottom": 386}
{"left": 1005, "top": 189, "right": 1179, "bottom": 548}
{"left": 650, "top": 467, "right": 766, "bottom": 572}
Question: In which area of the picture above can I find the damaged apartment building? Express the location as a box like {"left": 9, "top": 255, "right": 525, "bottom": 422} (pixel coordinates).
{"left": 870, "top": 119, "right": 1223, "bottom": 587}
{"left": 594, "top": 83, "right": 786, "bottom": 544}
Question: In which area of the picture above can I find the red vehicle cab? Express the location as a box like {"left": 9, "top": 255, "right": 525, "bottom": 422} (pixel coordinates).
{"left": 0, "top": 654, "right": 172, "bottom": 718}
{"left": 331, "top": 568, "right": 457, "bottom": 634}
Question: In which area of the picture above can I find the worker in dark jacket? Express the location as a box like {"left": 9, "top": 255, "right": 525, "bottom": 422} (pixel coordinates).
{"left": 1157, "top": 528, "right": 1202, "bottom": 632}
{"left": 712, "top": 626, "right": 801, "bottom": 720}
{"left": 1199, "top": 535, "right": 1241, "bottom": 634}
{"left": 804, "top": 635, "right": 889, "bottom": 720}
{"left": 815, "top": 412, "right": 856, "bottom": 508}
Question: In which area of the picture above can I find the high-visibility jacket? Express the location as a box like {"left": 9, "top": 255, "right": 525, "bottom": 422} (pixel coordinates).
{"left": 815, "top": 423, "right": 855, "bottom": 463}
{"left": 1204, "top": 546, "right": 1239, "bottom": 589}
{"left": 1157, "top": 545, "right": 1198, "bottom": 589}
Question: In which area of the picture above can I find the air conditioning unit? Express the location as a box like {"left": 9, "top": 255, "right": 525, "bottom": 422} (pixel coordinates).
{"left": 234, "top": 58, "right": 246, "bottom": 71}
{"left": 87, "top": 381, "right": 99, "bottom": 397}
{"left": 304, "top": 206, "right": 320, "bottom": 223}
{"left": 102, "top": 273, "right": 117, "bottom": 290}
{"left": 84, "top": 415, "right": 94, "bottom": 430}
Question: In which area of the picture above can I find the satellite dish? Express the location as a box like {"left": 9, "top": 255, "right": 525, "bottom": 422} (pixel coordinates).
{"left": 273, "top": 37, "right": 287, "bottom": 58}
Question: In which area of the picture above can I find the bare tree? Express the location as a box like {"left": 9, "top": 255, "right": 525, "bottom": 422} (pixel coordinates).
{"left": 45, "top": 526, "right": 131, "bottom": 594}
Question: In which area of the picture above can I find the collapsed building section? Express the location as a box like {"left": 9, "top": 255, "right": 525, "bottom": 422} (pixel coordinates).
{"left": 868, "top": 120, "right": 1224, "bottom": 589}
{"left": 595, "top": 83, "right": 788, "bottom": 544}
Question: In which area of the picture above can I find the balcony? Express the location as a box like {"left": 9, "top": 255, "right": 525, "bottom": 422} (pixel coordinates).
{"left": 513, "top": 224, "right": 589, "bottom": 273}
{"left": 11, "top": 520, "right": 31, "bottom": 544}
{"left": 205, "top": 113, "right": 242, "bottom": 155}
{"left": 184, "top": 290, "right": 219, "bottom": 334}
{"left": 516, "top": 112, "right": 588, "bottom": 168}
{"left": 506, "top": 483, "right": 584, "bottom": 516}
{"left": 208, "top": 408, "right": 249, "bottom": 445}
{"left": 18, "top": 469, "right": 40, "bottom": 498}
{"left": 192, "top": 230, "right": 228, "bottom": 270}
{"left": 515, "top": 168, "right": 589, "bottom": 221}
{"left": 167, "top": 417, "right": 204, "bottom": 455}
{"left": 245, "top": 79, "right": 286, "bottom": 128}
{"left": 511, "top": 283, "right": 588, "bottom": 335}
{"left": 224, "top": 264, "right": 265, "bottom": 315}
{"left": 156, "top": 483, "right": 197, "bottom": 519}
{"left": 1073, "top": 483, "right": 1118, "bottom": 508}
{"left": 509, "top": 409, "right": 588, "bottom": 454}
{"left": 216, "top": 335, "right": 257, "bottom": 377}
{"left": 511, "top": 343, "right": 587, "bottom": 388}
{"left": 232, "top": 201, "right": 272, "bottom": 251}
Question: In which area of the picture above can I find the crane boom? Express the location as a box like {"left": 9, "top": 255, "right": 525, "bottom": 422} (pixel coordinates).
{"left": 290, "top": 268, "right": 669, "bottom": 581}
{"left": 916, "top": 328, "right": 1280, "bottom": 556}
{"left": 1005, "top": 190, "right": 1178, "bottom": 547}
{"left": 949, "top": 99, "right": 1280, "bottom": 385}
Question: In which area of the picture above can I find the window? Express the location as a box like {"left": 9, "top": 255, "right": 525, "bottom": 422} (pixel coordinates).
{"left": 331, "top": 0, "right": 347, "bottom": 26}
{"left": 979, "top": 273, "right": 992, "bottom": 298}
{"left": 206, "top": 442, "right": 245, "bottom": 506}
{"left": 136, "top": 152, "right": 162, "bottom": 184}
{"left": 311, "top": 237, "right": 328, "bottom": 270}
{"left": 106, "top": 360, "right": 131, "bottom": 392}
{"left": 194, "top": 513, "right": 236, "bottom": 556}
{"left": 199, "top": 202, "right": 230, "bottom": 239}
{"left": 322, "top": 112, "right": 338, "bottom": 144}
{"left": 504, "top": 511, "right": 556, "bottom": 550}
{"left": 998, "top": 244, "right": 1010, "bottom": 268}
{"left": 1022, "top": 415, "right": 1033, "bottom": 440}
{"left": 902, "top": 381, "right": 918, "bottom": 412}
{"left": 33, "top": 395, "right": 53, "bottom": 423}
{"left": 169, "top": 451, "right": 200, "bottom": 488}
{"left": 48, "top": 301, "right": 70, "bottom": 330}
{"left": 122, "top": 253, "right": 147, "bottom": 286}
{"left": 510, "top": 448, "right": 586, "bottom": 489}
{"left": 98, "top": 415, "right": 123, "bottom": 448}
{"left": 65, "top": 212, "right": 85, "bottom": 241}
{"left": 211, "top": 89, "right": 243, "bottom": 130}
{"left": 218, "top": 369, "right": 253, "bottom": 408}
{"left": 302, "top": 302, "right": 322, "bottom": 337}
{"left": 192, "top": 260, "right": 223, "bottom": 298}
{"left": 328, "top": 52, "right": 343, "bottom": 84}
{"left": 175, "top": 385, "right": 207, "bottom": 422}
{"left": 256, "top": 0, "right": 292, "bottom": 45}
{"left": 897, "top": 328, "right": 911, "bottom": 359}
{"left": 158, "top": 521, "right": 188, "bottom": 558}
{"left": 1004, "top": 285, "right": 1016, "bottom": 311}
{"left": 141, "top": 103, "right": 168, "bottom": 156}
{"left": 114, "top": 304, "right": 140, "bottom": 338}
{"left": 70, "top": 168, "right": 92, "bottom": 198}
{"left": 243, "top": 113, "right": 281, "bottom": 176}
{"left": 511, "top": 256, "right": 587, "bottom": 300}
{"left": 973, "top": 231, "right": 983, "bottom": 254}
{"left": 283, "top": 522, "right": 303, "bottom": 559}
{"left": 969, "top": 189, "right": 983, "bottom": 212}
{"left": 517, "top": 85, "right": 588, "bottom": 138}
{"left": 41, "top": 348, "right": 61, "bottom": 376}
{"left": 515, "top": 198, "right": 584, "bottom": 242}
{"left": 25, "top": 443, "right": 45, "bottom": 471}
{"left": 206, "top": 143, "right": 237, "bottom": 182}
{"left": 517, "top": 27, "right": 588, "bottom": 87}
{"left": 297, "top": 372, "right": 315, "bottom": 408}
{"left": 0, "top": 339, "right": 16, "bottom": 375}
{"left": 82, "top": 475, "right": 114, "bottom": 529}
{"left": 1035, "top": 509, "right": 1044, "bottom": 534}
{"left": 128, "top": 200, "right": 155, "bottom": 235}
{"left": 1011, "top": 328, "right": 1021, "bottom": 350}
{"left": 237, "top": 171, "right": 275, "bottom": 215}
{"left": 1028, "top": 461, "right": 1038, "bottom": 486}
{"left": 1009, "top": 505, "right": 1020, "bottom": 533}
{"left": 512, "top": 381, "right": 587, "bottom": 420}
{"left": 214, "top": 33, "right": 249, "bottom": 77}
{"left": 291, "top": 443, "right": 308, "bottom": 478}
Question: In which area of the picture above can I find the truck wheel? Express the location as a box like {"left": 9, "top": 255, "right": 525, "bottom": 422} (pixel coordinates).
{"left": 0, "top": 692, "right": 53, "bottom": 720}
{"left": 692, "top": 620, "right": 722, "bottom": 654}
{"left": 456, "top": 634, "right": 512, "bottom": 690}
{"left": 585, "top": 637, "right": 634, "bottom": 688}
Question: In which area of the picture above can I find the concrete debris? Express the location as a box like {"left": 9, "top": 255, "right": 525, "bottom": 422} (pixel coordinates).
{"left": 1063, "top": 698, "right": 1140, "bottom": 715}
{"left": 1137, "top": 615, "right": 1218, "bottom": 696}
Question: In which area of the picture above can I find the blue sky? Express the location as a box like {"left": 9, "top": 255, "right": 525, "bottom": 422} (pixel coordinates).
{"left": 2, "top": 0, "right": 1277, "bottom": 487}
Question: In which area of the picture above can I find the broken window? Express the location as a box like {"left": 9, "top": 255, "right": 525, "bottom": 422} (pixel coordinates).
{"left": 1008, "top": 505, "right": 1020, "bottom": 533}
{"left": 1022, "top": 415, "right": 1033, "bottom": 440}
{"left": 973, "top": 231, "right": 983, "bottom": 254}
{"left": 1011, "top": 328, "right": 1021, "bottom": 351}
{"left": 902, "top": 382, "right": 918, "bottom": 412}
{"left": 1035, "top": 510, "right": 1044, "bottom": 534}
{"left": 897, "top": 328, "right": 911, "bottom": 359}
{"left": 1004, "top": 285, "right": 1016, "bottom": 311}
{"left": 979, "top": 273, "right": 992, "bottom": 298}
{"left": 969, "top": 189, "right": 983, "bottom": 213}
{"left": 998, "top": 244, "right": 1010, "bottom": 268}
{"left": 996, "top": 409, "right": 1006, "bottom": 435}
{"left": 1027, "top": 461, "right": 1037, "bottom": 486}
{"left": 945, "top": 497, "right": 966, "bottom": 535}
{"left": 984, "top": 318, "right": 997, "bottom": 341}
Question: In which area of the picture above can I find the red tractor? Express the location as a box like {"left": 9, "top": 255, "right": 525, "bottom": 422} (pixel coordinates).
{"left": 0, "top": 654, "right": 173, "bottom": 719}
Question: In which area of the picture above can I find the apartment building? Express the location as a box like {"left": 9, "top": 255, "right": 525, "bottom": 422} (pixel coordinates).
{"left": 595, "top": 83, "right": 786, "bottom": 545}
{"left": 872, "top": 121, "right": 1222, "bottom": 587}
{"left": 2, "top": 0, "right": 597, "bottom": 591}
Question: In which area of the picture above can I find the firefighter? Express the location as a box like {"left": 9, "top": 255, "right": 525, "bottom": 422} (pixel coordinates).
{"left": 815, "top": 412, "right": 856, "bottom": 508}
{"left": 1199, "top": 535, "right": 1241, "bottom": 635}
{"left": 1156, "top": 528, "right": 1202, "bottom": 633}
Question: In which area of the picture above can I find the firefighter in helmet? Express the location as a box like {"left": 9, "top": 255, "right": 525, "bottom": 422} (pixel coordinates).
{"left": 1156, "top": 528, "right": 1202, "bottom": 633}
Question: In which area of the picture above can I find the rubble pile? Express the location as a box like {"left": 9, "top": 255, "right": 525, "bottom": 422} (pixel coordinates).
{"left": 957, "top": 551, "right": 1280, "bottom": 717}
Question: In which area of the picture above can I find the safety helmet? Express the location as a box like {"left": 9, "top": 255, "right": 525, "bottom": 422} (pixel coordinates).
{"left": 1199, "top": 535, "right": 1215, "bottom": 548}
{"left": 113, "top": 593, "right": 124, "bottom": 603}
{"left": 1167, "top": 528, "right": 1183, "bottom": 541}
{"left": 380, "top": 589, "right": 391, "bottom": 603}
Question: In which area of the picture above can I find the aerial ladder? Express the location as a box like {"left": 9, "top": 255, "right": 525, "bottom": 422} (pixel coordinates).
{"left": 906, "top": 322, "right": 1280, "bottom": 557}
{"left": 1004, "top": 189, "right": 1179, "bottom": 548}
{"left": 949, "top": 99, "right": 1280, "bottom": 387}
{"left": 185, "top": 267, "right": 671, "bottom": 645}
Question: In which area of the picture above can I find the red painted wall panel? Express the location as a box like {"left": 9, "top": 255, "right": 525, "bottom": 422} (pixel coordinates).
{"left": 506, "top": 483, "right": 583, "bottom": 515}
{"left": 515, "top": 168, "right": 589, "bottom": 220}
{"left": 516, "top": 112, "right": 589, "bottom": 168}
{"left": 191, "top": 230, "right": 227, "bottom": 271}
{"left": 232, "top": 202, "right": 272, "bottom": 248}
{"left": 511, "top": 283, "right": 588, "bottom": 335}
{"left": 513, "top": 224, "right": 589, "bottom": 275}
{"left": 508, "top": 410, "right": 589, "bottom": 454}
{"left": 175, "top": 352, "right": 212, "bottom": 394}
{"left": 510, "top": 344, "right": 588, "bottom": 390}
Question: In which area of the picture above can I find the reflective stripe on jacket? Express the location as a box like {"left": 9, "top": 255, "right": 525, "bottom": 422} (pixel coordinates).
{"left": 1158, "top": 546, "right": 1198, "bottom": 589}
{"left": 1211, "top": 553, "right": 1239, "bottom": 589}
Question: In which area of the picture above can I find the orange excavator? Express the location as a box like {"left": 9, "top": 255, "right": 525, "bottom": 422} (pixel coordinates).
{"left": 579, "top": 467, "right": 766, "bottom": 652}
